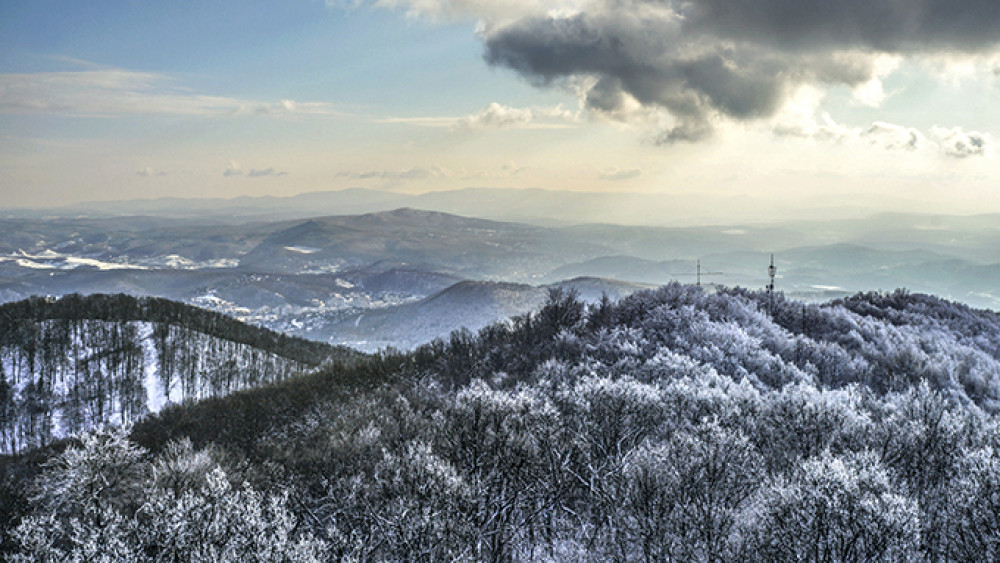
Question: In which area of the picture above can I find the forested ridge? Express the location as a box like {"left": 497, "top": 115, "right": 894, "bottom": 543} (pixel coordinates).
{"left": 3, "top": 285, "right": 1000, "bottom": 561}
{"left": 0, "top": 294, "right": 340, "bottom": 365}
{"left": 0, "top": 294, "right": 354, "bottom": 455}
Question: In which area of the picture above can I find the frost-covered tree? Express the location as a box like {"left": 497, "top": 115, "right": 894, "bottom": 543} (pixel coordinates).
{"left": 27, "top": 426, "right": 148, "bottom": 521}
{"left": 923, "top": 447, "right": 1000, "bottom": 561}
{"left": 10, "top": 429, "right": 328, "bottom": 562}
{"left": 741, "top": 451, "right": 921, "bottom": 561}
{"left": 616, "top": 423, "right": 762, "bottom": 562}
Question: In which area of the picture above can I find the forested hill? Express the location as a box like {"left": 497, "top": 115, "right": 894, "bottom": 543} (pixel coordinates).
{"left": 4, "top": 285, "right": 1000, "bottom": 561}
{"left": 0, "top": 294, "right": 341, "bottom": 365}
{"left": 0, "top": 294, "right": 355, "bottom": 454}
{"left": 405, "top": 284, "right": 1000, "bottom": 410}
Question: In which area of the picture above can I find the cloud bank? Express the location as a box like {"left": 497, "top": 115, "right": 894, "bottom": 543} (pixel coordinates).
{"left": 932, "top": 126, "right": 994, "bottom": 158}
{"left": 224, "top": 161, "right": 289, "bottom": 177}
{"left": 135, "top": 166, "right": 167, "bottom": 177}
{"left": 337, "top": 164, "right": 456, "bottom": 180}
{"left": 599, "top": 167, "right": 642, "bottom": 181}
{"left": 347, "top": 0, "right": 986, "bottom": 144}
{"left": 453, "top": 102, "right": 577, "bottom": 130}
{"left": 476, "top": 1, "right": 1000, "bottom": 142}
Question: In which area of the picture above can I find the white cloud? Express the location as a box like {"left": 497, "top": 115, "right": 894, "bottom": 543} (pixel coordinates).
{"left": 374, "top": 116, "right": 457, "bottom": 127}
{"left": 342, "top": 0, "right": 586, "bottom": 24}
{"left": 465, "top": 161, "right": 529, "bottom": 178}
{"left": 918, "top": 51, "right": 1000, "bottom": 86}
{"left": 377, "top": 102, "right": 577, "bottom": 130}
{"left": 773, "top": 102, "right": 996, "bottom": 159}
{"left": 455, "top": 102, "right": 533, "bottom": 129}
{"left": 453, "top": 102, "right": 577, "bottom": 130}
{"left": 337, "top": 164, "right": 455, "bottom": 180}
{"left": 598, "top": 167, "right": 642, "bottom": 181}
{"left": 247, "top": 168, "right": 289, "bottom": 177}
{"left": 224, "top": 161, "right": 288, "bottom": 177}
{"left": 135, "top": 166, "right": 167, "bottom": 177}
{"left": 849, "top": 54, "right": 901, "bottom": 107}
{"left": 771, "top": 86, "right": 853, "bottom": 142}
{"left": 862, "top": 122, "right": 926, "bottom": 152}
{"left": 223, "top": 161, "right": 243, "bottom": 177}
{"left": 932, "top": 126, "right": 994, "bottom": 158}
{"left": 0, "top": 69, "right": 345, "bottom": 118}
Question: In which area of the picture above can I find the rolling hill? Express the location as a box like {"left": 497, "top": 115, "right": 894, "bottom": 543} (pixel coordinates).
{"left": 0, "top": 294, "right": 354, "bottom": 455}
{"left": 5, "top": 285, "right": 999, "bottom": 561}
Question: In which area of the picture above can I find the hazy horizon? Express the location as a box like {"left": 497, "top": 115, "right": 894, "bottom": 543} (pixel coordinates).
{"left": 7, "top": 185, "right": 1000, "bottom": 230}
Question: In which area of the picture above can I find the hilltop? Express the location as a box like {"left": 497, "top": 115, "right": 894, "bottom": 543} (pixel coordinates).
{"left": 3, "top": 285, "right": 999, "bottom": 560}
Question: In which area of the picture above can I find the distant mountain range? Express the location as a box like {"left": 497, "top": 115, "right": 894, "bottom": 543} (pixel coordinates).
{"left": 1, "top": 207, "right": 997, "bottom": 352}
{"left": 0, "top": 186, "right": 957, "bottom": 228}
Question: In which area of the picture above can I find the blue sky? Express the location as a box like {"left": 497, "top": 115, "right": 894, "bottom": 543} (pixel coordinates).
{"left": 2, "top": 0, "right": 999, "bottom": 223}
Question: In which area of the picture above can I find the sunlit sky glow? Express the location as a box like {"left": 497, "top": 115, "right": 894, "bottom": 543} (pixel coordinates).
{"left": 2, "top": 0, "right": 1000, "bottom": 222}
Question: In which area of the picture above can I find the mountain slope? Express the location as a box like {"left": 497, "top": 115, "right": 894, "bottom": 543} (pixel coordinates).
{"left": 236, "top": 208, "right": 610, "bottom": 278}
{"left": 4, "top": 286, "right": 1000, "bottom": 562}
{"left": 0, "top": 294, "right": 355, "bottom": 454}
{"left": 310, "top": 277, "right": 651, "bottom": 350}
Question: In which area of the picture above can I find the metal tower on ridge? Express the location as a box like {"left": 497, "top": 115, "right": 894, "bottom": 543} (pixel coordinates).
{"left": 673, "top": 259, "right": 724, "bottom": 287}
{"left": 766, "top": 253, "right": 777, "bottom": 313}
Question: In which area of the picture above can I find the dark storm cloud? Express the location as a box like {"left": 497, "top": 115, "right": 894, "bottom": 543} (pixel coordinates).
{"left": 483, "top": 0, "right": 1000, "bottom": 141}
{"left": 687, "top": 0, "right": 1000, "bottom": 53}
{"left": 483, "top": 9, "right": 794, "bottom": 139}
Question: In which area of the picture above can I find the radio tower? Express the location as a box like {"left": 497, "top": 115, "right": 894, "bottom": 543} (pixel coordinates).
{"left": 766, "top": 253, "right": 777, "bottom": 314}
{"left": 673, "top": 259, "right": 724, "bottom": 287}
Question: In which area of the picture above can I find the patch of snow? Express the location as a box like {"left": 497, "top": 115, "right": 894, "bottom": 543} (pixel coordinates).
{"left": 64, "top": 257, "right": 146, "bottom": 270}
{"left": 21, "top": 249, "right": 62, "bottom": 259}
{"left": 335, "top": 278, "right": 355, "bottom": 289}
{"left": 204, "top": 258, "right": 239, "bottom": 268}
{"left": 4, "top": 251, "right": 148, "bottom": 271}
{"left": 163, "top": 254, "right": 195, "bottom": 268}
{"left": 14, "top": 258, "right": 57, "bottom": 269}
{"left": 285, "top": 246, "right": 321, "bottom": 254}
{"left": 136, "top": 322, "right": 170, "bottom": 413}
{"left": 192, "top": 293, "right": 229, "bottom": 307}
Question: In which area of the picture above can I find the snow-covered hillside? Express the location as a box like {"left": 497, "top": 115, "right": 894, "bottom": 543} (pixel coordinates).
{"left": 0, "top": 294, "right": 341, "bottom": 454}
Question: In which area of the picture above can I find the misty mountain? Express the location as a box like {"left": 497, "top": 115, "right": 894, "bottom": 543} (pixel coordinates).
{"left": 1, "top": 207, "right": 997, "bottom": 350}
{"left": 547, "top": 256, "right": 696, "bottom": 285}
{"left": 301, "top": 277, "right": 650, "bottom": 351}
{"left": 0, "top": 187, "right": 864, "bottom": 227}
{"left": 236, "top": 208, "right": 609, "bottom": 278}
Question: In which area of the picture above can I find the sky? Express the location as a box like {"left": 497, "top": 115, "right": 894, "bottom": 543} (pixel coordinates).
{"left": 2, "top": 0, "right": 1000, "bottom": 222}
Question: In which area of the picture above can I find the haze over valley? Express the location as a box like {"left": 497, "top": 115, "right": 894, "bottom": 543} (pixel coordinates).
{"left": 3, "top": 195, "right": 997, "bottom": 350}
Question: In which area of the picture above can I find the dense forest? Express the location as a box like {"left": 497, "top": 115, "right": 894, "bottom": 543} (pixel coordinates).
{"left": 0, "top": 294, "right": 349, "bottom": 454}
{"left": 3, "top": 285, "right": 1000, "bottom": 561}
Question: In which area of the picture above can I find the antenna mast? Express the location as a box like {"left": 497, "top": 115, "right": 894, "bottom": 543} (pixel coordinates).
{"left": 672, "top": 259, "right": 724, "bottom": 288}
{"left": 766, "top": 253, "right": 777, "bottom": 313}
